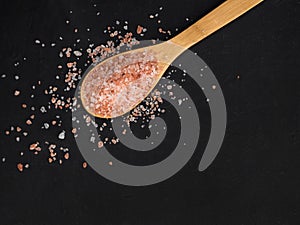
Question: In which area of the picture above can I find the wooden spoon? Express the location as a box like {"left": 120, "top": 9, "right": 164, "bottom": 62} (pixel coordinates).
{"left": 81, "top": 0, "right": 264, "bottom": 118}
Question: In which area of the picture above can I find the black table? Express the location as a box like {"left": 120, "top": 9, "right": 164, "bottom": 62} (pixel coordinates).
{"left": 0, "top": 0, "right": 299, "bottom": 224}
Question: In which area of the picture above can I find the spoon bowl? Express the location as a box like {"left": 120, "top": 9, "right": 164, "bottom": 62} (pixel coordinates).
{"left": 80, "top": 42, "right": 183, "bottom": 118}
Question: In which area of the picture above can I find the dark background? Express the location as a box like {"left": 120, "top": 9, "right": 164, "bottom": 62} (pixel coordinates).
{"left": 0, "top": 0, "right": 299, "bottom": 224}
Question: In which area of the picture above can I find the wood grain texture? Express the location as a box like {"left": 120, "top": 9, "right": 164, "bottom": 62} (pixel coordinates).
{"left": 171, "top": 0, "right": 264, "bottom": 48}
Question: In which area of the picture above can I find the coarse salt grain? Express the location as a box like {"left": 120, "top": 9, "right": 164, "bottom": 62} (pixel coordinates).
{"left": 17, "top": 163, "right": 23, "bottom": 172}
{"left": 73, "top": 50, "right": 82, "bottom": 57}
{"left": 40, "top": 106, "right": 47, "bottom": 113}
{"left": 58, "top": 130, "right": 66, "bottom": 140}
{"left": 44, "top": 123, "right": 50, "bottom": 129}
{"left": 98, "top": 141, "right": 103, "bottom": 148}
{"left": 14, "top": 90, "right": 21, "bottom": 96}
{"left": 64, "top": 153, "right": 69, "bottom": 160}
{"left": 136, "top": 25, "right": 143, "bottom": 34}
{"left": 166, "top": 85, "right": 172, "bottom": 90}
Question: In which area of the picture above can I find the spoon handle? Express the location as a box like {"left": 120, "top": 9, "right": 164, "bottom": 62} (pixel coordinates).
{"left": 171, "top": 0, "right": 264, "bottom": 49}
